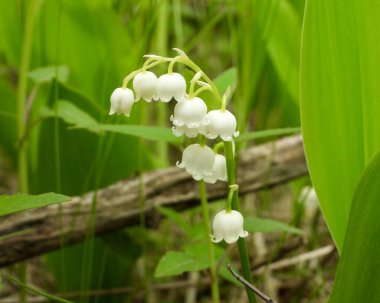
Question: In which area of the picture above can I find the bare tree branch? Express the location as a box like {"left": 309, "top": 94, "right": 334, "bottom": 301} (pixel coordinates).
{"left": 0, "top": 135, "right": 306, "bottom": 267}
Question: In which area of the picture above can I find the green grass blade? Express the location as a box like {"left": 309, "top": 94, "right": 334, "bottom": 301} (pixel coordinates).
{"left": 235, "top": 127, "right": 300, "bottom": 142}
{"left": 79, "top": 124, "right": 179, "bottom": 143}
{"left": 4, "top": 274, "right": 74, "bottom": 303}
{"left": 300, "top": 0, "right": 380, "bottom": 252}
{"left": 244, "top": 217, "right": 302, "bottom": 235}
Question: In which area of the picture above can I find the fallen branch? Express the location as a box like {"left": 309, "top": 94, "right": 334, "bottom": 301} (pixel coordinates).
{"left": 0, "top": 135, "right": 306, "bottom": 267}
{"left": 253, "top": 245, "right": 335, "bottom": 275}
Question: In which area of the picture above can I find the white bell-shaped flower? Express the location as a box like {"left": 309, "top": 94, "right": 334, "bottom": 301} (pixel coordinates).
{"left": 172, "top": 125, "right": 204, "bottom": 138}
{"left": 170, "top": 96, "right": 208, "bottom": 138}
{"left": 132, "top": 71, "right": 157, "bottom": 102}
{"left": 204, "top": 109, "right": 239, "bottom": 141}
{"left": 204, "top": 154, "right": 227, "bottom": 184}
{"left": 109, "top": 87, "right": 134, "bottom": 117}
{"left": 176, "top": 144, "right": 215, "bottom": 180}
{"left": 211, "top": 210, "right": 248, "bottom": 244}
{"left": 157, "top": 72, "right": 186, "bottom": 102}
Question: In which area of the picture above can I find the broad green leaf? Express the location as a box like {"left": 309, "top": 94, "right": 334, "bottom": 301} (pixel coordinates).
{"left": 300, "top": 0, "right": 380, "bottom": 251}
{"left": 0, "top": 193, "right": 70, "bottom": 216}
{"left": 28, "top": 65, "right": 69, "bottom": 84}
{"left": 235, "top": 127, "right": 300, "bottom": 142}
{"left": 329, "top": 151, "right": 380, "bottom": 302}
{"left": 155, "top": 244, "right": 224, "bottom": 278}
{"left": 244, "top": 218, "right": 302, "bottom": 235}
{"left": 155, "top": 251, "right": 202, "bottom": 278}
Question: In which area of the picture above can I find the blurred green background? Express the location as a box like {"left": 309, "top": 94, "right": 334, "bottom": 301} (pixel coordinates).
{"left": 0, "top": 1, "right": 320, "bottom": 302}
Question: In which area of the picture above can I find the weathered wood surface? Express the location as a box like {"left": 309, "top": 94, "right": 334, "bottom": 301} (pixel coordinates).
{"left": 0, "top": 135, "right": 307, "bottom": 267}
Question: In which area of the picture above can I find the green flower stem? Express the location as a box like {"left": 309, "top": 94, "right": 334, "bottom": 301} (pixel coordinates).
{"left": 226, "top": 184, "right": 239, "bottom": 212}
{"left": 177, "top": 57, "right": 223, "bottom": 104}
{"left": 122, "top": 58, "right": 171, "bottom": 88}
{"left": 198, "top": 134, "right": 206, "bottom": 146}
{"left": 224, "top": 141, "right": 256, "bottom": 303}
{"left": 213, "top": 142, "right": 224, "bottom": 154}
{"left": 168, "top": 55, "right": 182, "bottom": 73}
{"left": 194, "top": 85, "right": 212, "bottom": 96}
{"left": 198, "top": 180, "right": 220, "bottom": 303}
{"left": 189, "top": 71, "right": 202, "bottom": 98}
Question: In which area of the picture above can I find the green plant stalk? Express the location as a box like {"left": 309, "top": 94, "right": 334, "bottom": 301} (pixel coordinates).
{"left": 17, "top": 1, "right": 43, "bottom": 302}
{"left": 224, "top": 141, "right": 256, "bottom": 303}
{"left": 198, "top": 180, "right": 220, "bottom": 303}
{"left": 17, "top": 0, "right": 43, "bottom": 193}
{"left": 155, "top": 0, "right": 169, "bottom": 166}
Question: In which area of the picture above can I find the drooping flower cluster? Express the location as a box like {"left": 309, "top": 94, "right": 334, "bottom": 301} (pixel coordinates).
{"left": 109, "top": 56, "right": 239, "bottom": 184}
{"left": 109, "top": 51, "right": 247, "bottom": 244}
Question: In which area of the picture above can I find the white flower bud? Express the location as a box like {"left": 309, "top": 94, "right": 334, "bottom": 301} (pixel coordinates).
{"left": 211, "top": 210, "right": 248, "bottom": 244}
{"left": 300, "top": 186, "right": 319, "bottom": 217}
{"left": 170, "top": 96, "right": 208, "bottom": 138}
{"left": 176, "top": 144, "right": 215, "bottom": 180}
{"left": 132, "top": 71, "right": 158, "bottom": 102}
{"left": 204, "top": 109, "right": 239, "bottom": 141}
{"left": 204, "top": 154, "right": 227, "bottom": 184}
{"left": 109, "top": 87, "right": 134, "bottom": 117}
{"left": 157, "top": 72, "right": 186, "bottom": 102}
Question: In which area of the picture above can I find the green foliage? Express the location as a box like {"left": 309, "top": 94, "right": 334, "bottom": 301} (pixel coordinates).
{"left": 78, "top": 124, "right": 178, "bottom": 143}
{"left": 244, "top": 217, "right": 302, "bottom": 235}
{"left": 40, "top": 100, "right": 98, "bottom": 130}
{"left": 329, "top": 151, "right": 380, "bottom": 302}
{"left": 0, "top": 0, "right": 307, "bottom": 301}
{"left": 155, "top": 251, "right": 205, "bottom": 278}
{"left": 42, "top": 100, "right": 178, "bottom": 142}
{"left": 155, "top": 243, "right": 223, "bottom": 278}
{"left": 29, "top": 65, "right": 70, "bottom": 85}
{"left": 0, "top": 193, "right": 70, "bottom": 216}
{"left": 235, "top": 127, "right": 300, "bottom": 142}
{"left": 300, "top": 0, "right": 380, "bottom": 251}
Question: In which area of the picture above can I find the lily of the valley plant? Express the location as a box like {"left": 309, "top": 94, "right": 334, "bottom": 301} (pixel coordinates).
{"left": 109, "top": 49, "right": 255, "bottom": 303}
